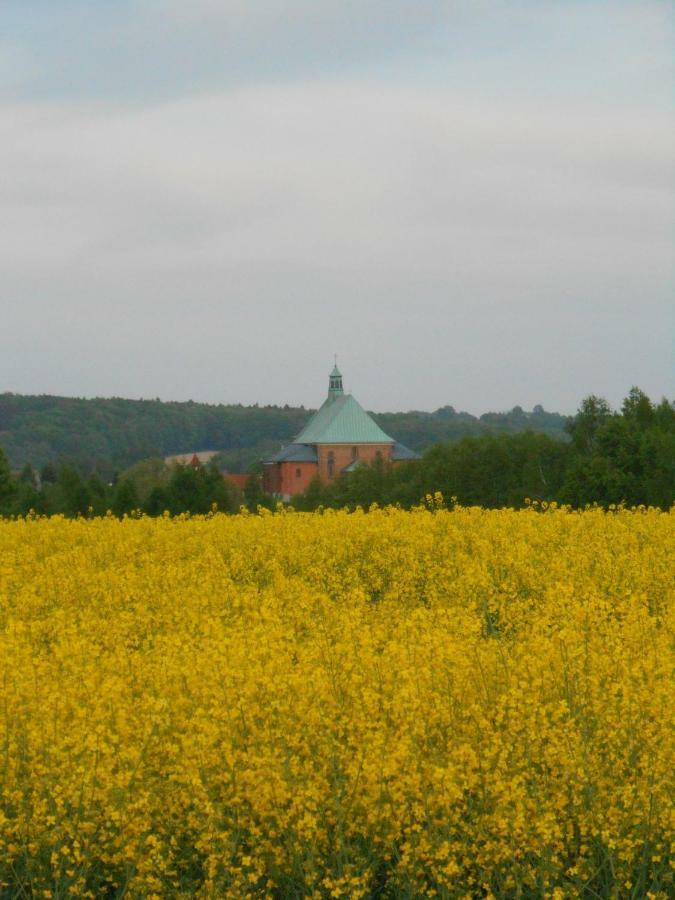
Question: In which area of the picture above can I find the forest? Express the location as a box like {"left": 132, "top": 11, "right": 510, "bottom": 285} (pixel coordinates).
{"left": 0, "top": 388, "right": 672, "bottom": 516}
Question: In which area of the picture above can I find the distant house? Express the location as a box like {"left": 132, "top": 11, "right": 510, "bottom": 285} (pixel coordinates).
{"left": 222, "top": 473, "right": 251, "bottom": 491}
{"left": 263, "top": 364, "right": 419, "bottom": 500}
{"left": 163, "top": 451, "right": 253, "bottom": 493}
{"left": 164, "top": 451, "right": 220, "bottom": 467}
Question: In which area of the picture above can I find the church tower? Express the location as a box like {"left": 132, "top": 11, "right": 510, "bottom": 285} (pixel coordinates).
{"left": 327, "top": 363, "right": 343, "bottom": 399}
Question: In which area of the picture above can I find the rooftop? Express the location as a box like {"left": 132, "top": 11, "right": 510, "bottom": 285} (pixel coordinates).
{"left": 266, "top": 443, "right": 319, "bottom": 463}
{"left": 294, "top": 393, "right": 394, "bottom": 445}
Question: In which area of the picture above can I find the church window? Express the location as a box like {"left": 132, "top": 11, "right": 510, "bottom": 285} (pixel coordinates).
{"left": 327, "top": 451, "right": 335, "bottom": 478}
{"left": 352, "top": 446, "right": 359, "bottom": 460}
{"left": 296, "top": 468, "right": 301, "bottom": 478}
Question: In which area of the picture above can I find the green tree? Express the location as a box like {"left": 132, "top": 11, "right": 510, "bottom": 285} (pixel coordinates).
{"left": 40, "top": 462, "right": 57, "bottom": 484}
{"left": 145, "top": 485, "right": 172, "bottom": 516}
{"left": 567, "top": 395, "right": 613, "bottom": 452}
{"left": 622, "top": 386, "right": 654, "bottom": 429}
{"left": 243, "top": 475, "right": 273, "bottom": 512}
{"left": 87, "top": 473, "right": 109, "bottom": 516}
{"left": 0, "top": 447, "right": 17, "bottom": 513}
{"left": 163, "top": 462, "right": 235, "bottom": 515}
{"left": 560, "top": 389, "right": 674, "bottom": 508}
{"left": 13, "top": 464, "right": 41, "bottom": 516}
{"left": 292, "top": 476, "right": 330, "bottom": 511}
{"left": 19, "top": 463, "right": 37, "bottom": 487}
{"left": 54, "top": 465, "right": 91, "bottom": 517}
{"left": 112, "top": 479, "right": 139, "bottom": 517}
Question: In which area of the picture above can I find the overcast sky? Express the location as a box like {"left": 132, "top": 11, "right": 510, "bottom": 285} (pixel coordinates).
{"left": 1, "top": 1, "right": 673, "bottom": 414}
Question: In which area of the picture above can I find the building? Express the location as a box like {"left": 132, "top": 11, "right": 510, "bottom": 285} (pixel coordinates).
{"left": 164, "top": 450, "right": 220, "bottom": 467}
{"left": 263, "top": 364, "right": 420, "bottom": 500}
{"left": 222, "top": 473, "right": 252, "bottom": 491}
{"left": 163, "top": 452, "right": 254, "bottom": 493}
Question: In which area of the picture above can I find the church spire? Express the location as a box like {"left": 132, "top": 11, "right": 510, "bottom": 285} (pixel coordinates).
{"left": 328, "top": 358, "right": 343, "bottom": 398}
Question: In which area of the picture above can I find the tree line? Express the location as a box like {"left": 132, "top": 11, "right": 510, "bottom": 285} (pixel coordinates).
{"left": 0, "top": 388, "right": 672, "bottom": 517}
{"left": 0, "top": 455, "right": 245, "bottom": 519}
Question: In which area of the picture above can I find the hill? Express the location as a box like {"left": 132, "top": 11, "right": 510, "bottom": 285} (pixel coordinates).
{"left": 0, "top": 393, "right": 570, "bottom": 475}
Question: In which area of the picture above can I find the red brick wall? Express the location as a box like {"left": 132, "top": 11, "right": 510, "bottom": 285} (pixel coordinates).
{"left": 278, "top": 461, "right": 319, "bottom": 497}
{"left": 223, "top": 474, "right": 251, "bottom": 491}
{"left": 317, "top": 444, "right": 393, "bottom": 482}
{"left": 265, "top": 445, "right": 396, "bottom": 497}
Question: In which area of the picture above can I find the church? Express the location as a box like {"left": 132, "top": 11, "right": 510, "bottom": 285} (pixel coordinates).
{"left": 263, "top": 364, "right": 420, "bottom": 500}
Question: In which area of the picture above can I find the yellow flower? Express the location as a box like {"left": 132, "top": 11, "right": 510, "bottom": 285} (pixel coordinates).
{"left": 0, "top": 505, "right": 671, "bottom": 896}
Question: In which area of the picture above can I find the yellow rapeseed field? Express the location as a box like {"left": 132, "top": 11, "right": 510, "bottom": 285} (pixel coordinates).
{"left": 0, "top": 504, "right": 672, "bottom": 898}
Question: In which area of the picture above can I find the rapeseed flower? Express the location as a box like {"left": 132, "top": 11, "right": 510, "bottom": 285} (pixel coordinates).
{"left": 0, "top": 505, "right": 672, "bottom": 897}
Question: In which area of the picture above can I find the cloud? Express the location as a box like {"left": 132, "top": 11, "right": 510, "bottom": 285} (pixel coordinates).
{"left": 1, "top": 84, "right": 672, "bottom": 273}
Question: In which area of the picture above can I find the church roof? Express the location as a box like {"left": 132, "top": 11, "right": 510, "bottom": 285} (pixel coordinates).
{"left": 391, "top": 441, "right": 421, "bottom": 461}
{"left": 266, "top": 443, "right": 319, "bottom": 463}
{"left": 294, "top": 393, "right": 394, "bottom": 445}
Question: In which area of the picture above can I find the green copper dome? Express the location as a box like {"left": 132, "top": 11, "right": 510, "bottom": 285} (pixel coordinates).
{"left": 295, "top": 395, "right": 394, "bottom": 445}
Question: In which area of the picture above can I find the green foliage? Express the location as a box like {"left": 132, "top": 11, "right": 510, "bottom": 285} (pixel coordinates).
{"left": 559, "top": 390, "right": 674, "bottom": 508}
{"left": 40, "top": 461, "right": 57, "bottom": 484}
{"left": 566, "top": 395, "right": 613, "bottom": 452}
{"left": 117, "top": 457, "right": 170, "bottom": 505}
{"left": 86, "top": 473, "right": 109, "bottom": 516}
{"left": 112, "top": 479, "right": 139, "bottom": 517}
{"left": 243, "top": 474, "right": 273, "bottom": 512}
{"left": 0, "top": 447, "right": 17, "bottom": 509}
{"left": 114, "top": 460, "right": 238, "bottom": 516}
{"left": 46, "top": 465, "right": 92, "bottom": 517}
{"left": 164, "top": 462, "right": 237, "bottom": 515}
{"left": 0, "top": 454, "right": 240, "bottom": 519}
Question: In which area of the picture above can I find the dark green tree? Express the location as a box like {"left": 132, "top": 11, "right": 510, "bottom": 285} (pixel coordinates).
{"left": 112, "top": 479, "right": 139, "bottom": 517}
{"left": 567, "top": 395, "right": 613, "bottom": 452}
{"left": 243, "top": 475, "right": 273, "bottom": 512}
{"left": 53, "top": 465, "right": 91, "bottom": 517}
{"left": 163, "top": 462, "right": 235, "bottom": 515}
{"left": 622, "top": 387, "right": 654, "bottom": 429}
{"left": 560, "top": 389, "right": 674, "bottom": 508}
{"left": 145, "top": 486, "right": 172, "bottom": 516}
{"left": 13, "top": 464, "right": 41, "bottom": 515}
{"left": 0, "top": 447, "right": 17, "bottom": 514}
{"left": 19, "top": 463, "right": 37, "bottom": 487}
{"left": 40, "top": 462, "right": 58, "bottom": 484}
{"left": 87, "top": 473, "right": 110, "bottom": 516}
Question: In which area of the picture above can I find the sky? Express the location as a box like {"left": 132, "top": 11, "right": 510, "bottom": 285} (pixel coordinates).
{"left": 1, "top": 1, "right": 673, "bottom": 415}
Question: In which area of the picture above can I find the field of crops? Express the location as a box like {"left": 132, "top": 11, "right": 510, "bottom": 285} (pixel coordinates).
{"left": 0, "top": 504, "right": 672, "bottom": 898}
